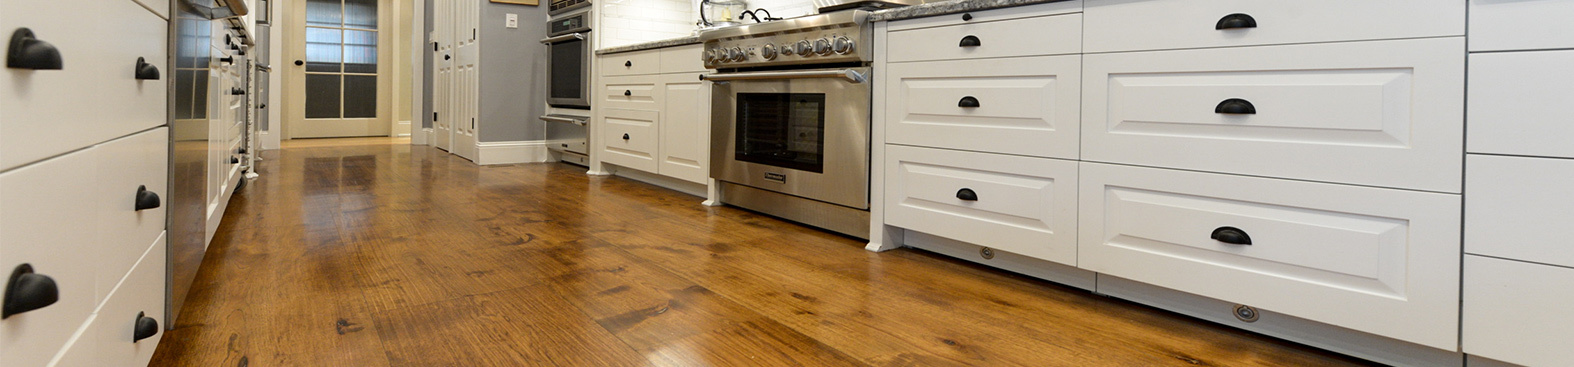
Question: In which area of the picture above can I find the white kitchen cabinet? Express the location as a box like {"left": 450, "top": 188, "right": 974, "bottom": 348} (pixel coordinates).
{"left": 600, "top": 49, "right": 662, "bottom": 77}
{"left": 1467, "top": 50, "right": 1574, "bottom": 158}
{"left": 886, "top": 12, "right": 1081, "bottom": 63}
{"left": 885, "top": 55, "right": 1080, "bottom": 159}
{"left": 1465, "top": 154, "right": 1574, "bottom": 269}
{"left": 594, "top": 45, "right": 711, "bottom": 186}
{"left": 1463, "top": 255, "right": 1574, "bottom": 367}
{"left": 1083, "top": 0, "right": 1464, "bottom": 53}
{"left": 599, "top": 108, "right": 661, "bottom": 173}
{"left": 0, "top": 147, "right": 102, "bottom": 367}
{"left": 658, "top": 74, "right": 709, "bottom": 184}
{"left": 601, "top": 75, "right": 661, "bottom": 110}
{"left": 91, "top": 129, "right": 169, "bottom": 305}
{"left": 1468, "top": 0, "right": 1574, "bottom": 52}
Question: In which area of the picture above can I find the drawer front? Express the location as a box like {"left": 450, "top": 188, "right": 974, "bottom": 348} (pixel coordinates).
{"left": 1463, "top": 256, "right": 1574, "bottom": 367}
{"left": 92, "top": 128, "right": 168, "bottom": 305}
{"left": 600, "top": 108, "right": 660, "bottom": 173}
{"left": 87, "top": 234, "right": 166, "bottom": 367}
{"left": 1465, "top": 155, "right": 1574, "bottom": 268}
{"left": 1467, "top": 50, "right": 1574, "bottom": 158}
{"left": 0, "top": 1, "right": 167, "bottom": 172}
{"left": 885, "top": 145, "right": 1078, "bottom": 266}
{"left": 0, "top": 149, "right": 101, "bottom": 367}
{"left": 601, "top": 50, "right": 661, "bottom": 76}
{"left": 887, "top": 13, "right": 1081, "bottom": 63}
{"left": 1083, "top": 0, "right": 1464, "bottom": 53}
{"left": 886, "top": 55, "right": 1080, "bottom": 159}
{"left": 1082, "top": 38, "right": 1464, "bottom": 193}
{"left": 601, "top": 76, "right": 660, "bottom": 110}
{"left": 1079, "top": 162, "right": 1461, "bottom": 349}
{"left": 1469, "top": 0, "right": 1574, "bottom": 52}
{"left": 659, "top": 44, "right": 706, "bottom": 74}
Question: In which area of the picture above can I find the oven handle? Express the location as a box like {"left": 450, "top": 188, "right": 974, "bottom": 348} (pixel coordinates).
{"left": 700, "top": 69, "right": 867, "bottom": 84}
{"left": 539, "top": 114, "right": 588, "bottom": 126}
{"left": 540, "top": 33, "right": 587, "bottom": 45}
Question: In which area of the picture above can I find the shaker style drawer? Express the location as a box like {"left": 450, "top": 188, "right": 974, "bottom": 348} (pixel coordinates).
{"left": 89, "top": 234, "right": 167, "bottom": 367}
{"left": 601, "top": 75, "right": 660, "bottom": 110}
{"left": 1467, "top": 50, "right": 1574, "bottom": 158}
{"left": 0, "top": 148, "right": 102, "bottom": 367}
{"left": 601, "top": 49, "right": 661, "bottom": 77}
{"left": 1469, "top": 0, "right": 1574, "bottom": 52}
{"left": 885, "top": 55, "right": 1080, "bottom": 159}
{"left": 1465, "top": 154, "right": 1574, "bottom": 268}
{"left": 1463, "top": 255, "right": 1574, "bottom": 367}
{"left": 1078, "top": 162, "right": 1461, "bottom": 349}
{"left": 0, "top": 0, "right": 168, "bottom": 172}
{"left": 885, "top": 145, "right": 1078, "bottom": 266}
{"left": 92, "top": 128, "right": 168, "bottom": 305}
{"left": 659, "top": 44, "right": 707, "bottom": 74}
{"left": 1082, "top": 37, "right": 1464, "bottom": 193}
{"left": 887, "top": 12, "right": 1081, "bottom": 63}
{"left": 1083, "top": 0, "right": 1464, "bottom": 53}
{"left": 600, "top": 108, "right": 660, "bottom": 173}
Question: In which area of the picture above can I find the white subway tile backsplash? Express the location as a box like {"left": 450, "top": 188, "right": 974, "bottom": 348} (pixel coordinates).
{"left": 596, "top": 0, "right": 817, "bottom": 48}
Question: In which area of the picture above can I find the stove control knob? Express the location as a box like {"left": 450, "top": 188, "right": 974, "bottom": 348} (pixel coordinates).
{"left": 780, "top": 43, "right": 795, "bottom": 56}
{"left": 761, "top": 44, "right": 778, "bottom": 60}
{"left": 814, "top": 38, "right": 833, "bottom": 56}
{"left": 795, "top": 40, "right": 813, "bottom": 56}
{"left": 702, "top": 49, "right": 715, "bottom": 62}
{"left": 833, "top": 37, "right": 855, "bottom": 54}
{"left": 729, "top": 47, "right": 746, "bottom": 62}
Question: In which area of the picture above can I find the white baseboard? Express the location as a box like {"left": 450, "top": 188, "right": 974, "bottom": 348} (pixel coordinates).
{"left": 413, "top": 128, "right": 432, "bottom": 145}
{"left": 606, "top": 163, "right": 709, "bottom": 198}
{"left": 476, "top": 140, "right": 549, "bottom": 165}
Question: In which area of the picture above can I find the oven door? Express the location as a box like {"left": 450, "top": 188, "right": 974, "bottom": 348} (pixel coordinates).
{"left": 542, "top": 32, "right": 591, "bottom": 108}
{"left": 708, "top": 67, "right": 872, "bottom": 209}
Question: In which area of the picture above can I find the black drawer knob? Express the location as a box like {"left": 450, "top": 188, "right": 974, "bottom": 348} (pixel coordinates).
{"left": 3, "top": 264, "right": 59, "bottom": 319}
{"left": 1216, "top": 13, "right": 1257, "bottom": 30}
{"left": 958, "top": 96, "right": 980, "bottom": 108}
{"left": 622, "top": 133, "right": 630, "bottom": 140}
{"left": 624, "top": 60, "right": 632, "bottom": 67}
{"left": 1211, "top": 226, "right": 1252, "bottom": 245}
{"left": 624, "top": 90, "right": 632, "bottom": 96}
{"left": 7, "top": 28, "right": 63, "bottom": 70}
{"left": 956, "top": 188, "right": 978, "bottom": 201}
{"left": 135, "top": 185, "right": 161, "bottom": 211}
{"left": 959, "top": 35, "right": 981, "bottom": 48}
{"left": 962, "top": 13, "right": 973, "bottom": 21}
{"left": 1214, "top": 98, "right": 1256, "bottom": 115}
{"left": 133, "top": 312, "right": 159, "bottom": 342}
{"left": 444, "top": 54, "right": 451, "bottom": 60}
{"left": 134, "top": 57, "right": 160, "bottom": 80}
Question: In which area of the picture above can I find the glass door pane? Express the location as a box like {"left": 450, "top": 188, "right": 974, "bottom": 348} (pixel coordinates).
{"left": 303, "top": 0, "right": 377, "bottom": 119}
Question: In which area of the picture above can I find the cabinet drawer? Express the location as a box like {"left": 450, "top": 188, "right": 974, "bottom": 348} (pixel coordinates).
{"left": 0, "top": 149, "right": 101, "bottom": 367}
{"left": 92, "top": 128, "right": 168, "bottom": 305}
{"left": 1463, "top": 256, "right": 1574, "bottom": 367}
{"left": 601, "top": 50, "right": 661, "bottom": 76}
{"left": 1078, "top": 162, "right": 1461, "bottom": 349}
{"left": 1467, "top": 50, "right": 1574, "bottom": 158}
{"left": 659, "top": 44, "right": 706, "bottom": 74}
{"left": 886, "top": 55, "right": 1080, "bottom": 159}
{"left": 1465, "top": 155, "right": 1574, "bottom": 268}
{"left": 1082, "top": 38, "right": 1464, "bottom": 193}
{"left": 600, "top": 108, "right": 660, "bottom": 173}
{"left": 886, "top": 145, "right": 1078, "bottom": 265}
{"left": 1083, "top": 0, "right": 1464, "bottom": 53}
{"left": 0, "top": 0, "right": 167, "bottom": 172}
{"left": 88, "top": 234, "right": 166, "bottom": 367}
{"left": 887, "top": 12, "right": 1081, "bottom": 63}
{"left": 1469, "top": 0, "right": 1574, "bottom": 52}
{"left": 601, "top": 76, "right": 660, "bottom": 110}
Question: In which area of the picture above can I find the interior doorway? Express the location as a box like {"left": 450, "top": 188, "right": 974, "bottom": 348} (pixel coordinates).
{"left": 283, "top": 0, "right": 395, "bottom": 139}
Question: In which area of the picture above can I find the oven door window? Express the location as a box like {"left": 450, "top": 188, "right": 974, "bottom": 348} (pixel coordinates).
{"left": 549, "top": 39, "right": 584, "bottom": 100}
{"left": 736, "top": 93, "right": 827, "bottom": 173}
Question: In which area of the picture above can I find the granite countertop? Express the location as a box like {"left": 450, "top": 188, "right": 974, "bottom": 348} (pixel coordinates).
{"left": 868, "top": 0, "right": 1072, "bottom": 22}
{"left": 595, "top": 36, "right": 703, "bottom": 56}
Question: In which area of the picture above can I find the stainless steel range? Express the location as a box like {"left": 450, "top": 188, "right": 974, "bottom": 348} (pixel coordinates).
{"left": 701, "top": 9, "right": 883, "bottom": 239}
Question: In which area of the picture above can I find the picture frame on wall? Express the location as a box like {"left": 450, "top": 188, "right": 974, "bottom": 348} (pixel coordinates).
{"left": 491, "top": 0, "right": 539, "bottom": 5}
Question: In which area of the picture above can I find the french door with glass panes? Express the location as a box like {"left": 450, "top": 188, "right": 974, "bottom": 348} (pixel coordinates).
{"left": 285, "top": 0, "right": 392, "bottom": 138}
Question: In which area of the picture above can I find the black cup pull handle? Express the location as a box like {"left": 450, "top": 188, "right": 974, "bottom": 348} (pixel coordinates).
{"left": 1214, "top": 98, "right": 1256, "bottom": 115}
{"left": 444, "top": 54, "right": 451, "bottom": 60}
{"left": 958, "top": 96, "right": 980, "bottom": 108}
{"left": 959, "top": 35, "right": 981, "bottom": 48}
{"left": 231, "top": 87, "right": 245, "bottom": 95}
{"left": 956, "top": 188, "right": 978, "bottom": 201}
{"left": 134, "top": 57, "right": 160, "bottom": 80}
{"left": 622, "top": 133, "right": 630, "bottom": 140}
{"left": 962, "top": 13, "right": 973, "bottom": 21}
{"left": 135, "top": 185, "right": 161, "bottom": 211}
{"left": 624, "top": 90, "right": 632, "bottom": 96}
{"left": 1211, "top": 226, "right": 1252, "bottom": 245}
{"left": 3, "top": 264, "right": 59, "bottom": 319}
{"left": 625, "top": 60, "right": 632, "bottom": 67}
{"left": 133, "top": 312, "right": 159, "bottom": 342}
{"left": 230, "top": 157, "right": 240, "bottom": 164}
{"left": 7, "top": 28, "right": 63, "bottom": 70}
{"left": 1216, "top": 13, "right": 1257, "bottom": 30}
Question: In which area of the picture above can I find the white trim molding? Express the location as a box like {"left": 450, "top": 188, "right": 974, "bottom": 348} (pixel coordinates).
{"left": 476, "top": 140, "right": 549, "bottom": 165}
{"left": 413, "top": 127, "right": 432, "bottom": 145}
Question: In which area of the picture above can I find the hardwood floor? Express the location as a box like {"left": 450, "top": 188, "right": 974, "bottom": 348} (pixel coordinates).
{"left": 149, "top": 142, "right": 1378, "bottom": 366}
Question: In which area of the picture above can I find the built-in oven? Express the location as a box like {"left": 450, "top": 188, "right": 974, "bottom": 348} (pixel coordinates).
{"left": 542, "top": 9, "right": 591, "bottom": 108}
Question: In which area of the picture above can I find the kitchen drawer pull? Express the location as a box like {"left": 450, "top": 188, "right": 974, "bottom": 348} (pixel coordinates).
{"left": 444, "top": 54, "right": 451, "bottom": 60}
{"left": 958, "top": 96, "right": 980, "bottom": 108}
{"left": 1215, "top": 13, "right": 1257, "bottom": 30}
{"left": 624, "top": 90, "right": 632, "bottom": 96}
{"left": 955, "top": 188, "right": 978, "bottom": 201}
{"left": 7, "top": 28, "right": 63, "bottom": 70}
{"left": 231, "top": 157, "right": 240, "bottom": 164}
{"left": 134, "top": 57, "right": 160, "bottom": 80}
{"left": 135, "top": 185, "right": 161, "bottom": 211}
{"left": 231, "top": 87, "right": 245, "bottom": 95}
{"left": 622, "top": 133, "right": 630, "bottom": 140}
{"left": 959, "top": 35, "right": 981, "bottom": 48}
{"left": 962, "top": 13, "right": 973, "bottom": 21}
{"left": 1214, "top": 98, "right": 1256, "bottom": 115}
{"left": 220, "top": 56, "right": 234, "bottom": 64}
{"left": 133, "top": 312, "right": 159, "bottom": 342}
{"left": 624, "top": 60, "right": 632, "bottom": 67}
{"left": 3, "top": 264, "right": 59, "bottom": 319}
{"left": 1210, "top": 226, "right": 1252, "bottom": 245}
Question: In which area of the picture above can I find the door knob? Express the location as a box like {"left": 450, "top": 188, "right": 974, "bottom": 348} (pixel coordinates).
{"left": 624, "top": 60, "right": 632, "bottom": 67}
{"left": 294, "top": 60, "right": 303, "bottom": 66}
{"left": 3, "top": 264, "right": 59, "bottom": 319}
{"left": 135, "top": 185, "right": 160, "bottom": 211}
{"left": 7, "top": 28, "right": 63, "bottom": 70}
{"left": 133, "top": 312, "right": 159, "bottom": 342}
{"left": 622, "top": 133, "right": 630, "bottom": 140}
{"left": 623, "top": 90, "right": 632, "bottom": 96}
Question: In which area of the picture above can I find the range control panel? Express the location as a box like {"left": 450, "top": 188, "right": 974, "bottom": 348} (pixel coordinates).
{"left": 699, "top": 11, "right": 874, "bottom": 69}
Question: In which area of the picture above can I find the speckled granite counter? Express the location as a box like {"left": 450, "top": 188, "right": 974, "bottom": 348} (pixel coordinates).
{"left": 869, "top": 0, "right": 1073, "bottom": 22}
{"left": 595, "top": 36, "right": 702, "bottom": 55}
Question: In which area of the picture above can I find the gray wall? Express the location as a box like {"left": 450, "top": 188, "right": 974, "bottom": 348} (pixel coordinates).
{"left": 478, "top": 1, "right": 548, "bottom": 142}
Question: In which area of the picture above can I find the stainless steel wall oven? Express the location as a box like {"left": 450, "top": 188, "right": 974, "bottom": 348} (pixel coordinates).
{"left": 542, "top": 9, "right": 591, "bottom": 108}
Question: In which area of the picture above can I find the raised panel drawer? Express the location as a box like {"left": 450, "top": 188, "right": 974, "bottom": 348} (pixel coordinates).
{"left": 601, "top": 49, "right": 661, "bottom": 77}
{"left": 1469, "top": 0, "right": 1574, "bottom": 52}
{"left": 1463, "top": 255, "right": 1574, "bottom": 367}
{"left": 1465, "top": 154, "right": 1574, "bottom": 268}
{"left": 0, "top": 0, "right": 168, "bottom": 172}
{"left": 1082, "top": 38, "right": 1464, "bottom": 193}
{"left": 92, "top": 128, "right": 168, "bottom": 305}
{"left": 1467, "top": 50, "right": 1574, "bottom": 158}
{"left": 0, "top": 148, "right": 101, "bottom": 367}
{"left": 887, "top": 12, "right": 1081, "bottom": 63}
{"left": 885, "top": 145, "right": 1078, "bottom": 266}
{"left": 601, "top": 75, "right": 660, "bottom": 110}
{"left": 1083, "top": 0, "right": 1464, "bottom": 53}
{"left": 600, "top": 108, "right": 660, "bottom": 173}
{"left": 886, "top": 55, "right": 1080, "bottom": 159}
{"left": 1078, "top": 162, "right": 1461, "bottom": 349}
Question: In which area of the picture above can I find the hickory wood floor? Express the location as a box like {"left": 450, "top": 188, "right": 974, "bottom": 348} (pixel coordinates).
{"left": 149, "top": 139, "right": 1378, "bottom": 366}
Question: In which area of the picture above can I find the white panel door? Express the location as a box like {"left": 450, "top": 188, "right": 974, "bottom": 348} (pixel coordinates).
{"left": 432, "top": 0, "right": 453, "bottom": 152}
{"left": 659, "top": 74, "right": 708, "bottom": 184}
{"left": 449, "top": 0, "right": 479, "bottom": 161}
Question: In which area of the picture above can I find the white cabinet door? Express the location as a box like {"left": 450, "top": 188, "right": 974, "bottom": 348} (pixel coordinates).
{"left": 1465, "top": 154, "right": 1574, "bottom": 268}
{"left": 600, "top": 108, "right": 661, "bottom": 173}
{"left": 1463, "top": 255, "right": 1574, "bottom": 367}
{"left": 1467, "top": 50, "right": 1574, "bottom": 158}
{"left": 1083, "top": 0, "right": 1464, "bottom": 53}
{"left": 1469, "top": 0, "right": 1574, "bottom": 52}
{"left": 91, "top": 128, "right": 169, "bottom": 305}
{"left": 886, "top": 55, "right": 1080, "bottom": 159}
{"left": 659, "top": 74, "right": 709, "bottom": 184}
